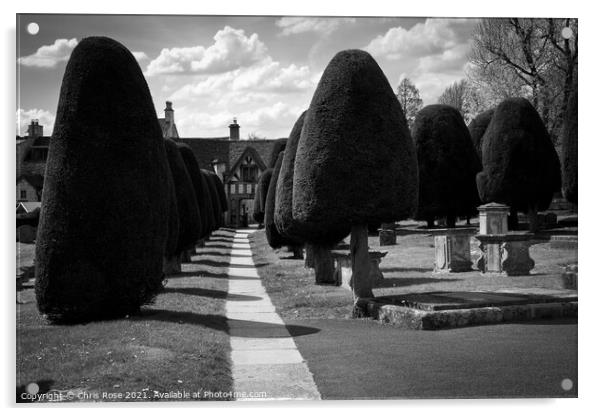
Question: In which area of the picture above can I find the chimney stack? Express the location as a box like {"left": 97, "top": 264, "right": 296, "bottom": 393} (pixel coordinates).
{"left": 164, "top": 101, "right": 174, "bottom": 126}
{"left": 27, "top": 119, "right": 43, "bottom": 139}
{"left": 229, "top": 117, "right": 240, "bottom": 141}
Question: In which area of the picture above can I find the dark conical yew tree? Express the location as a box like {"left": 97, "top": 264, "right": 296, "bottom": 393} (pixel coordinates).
{"left": 265, "top": 152, "right": 302, "bottom": 254}
{"left": 293, "top": 49, "right": 418, "bottom": 306}
{"left": 268, "top": 138, "right": 288, "bottom": 168}
{"left": 253, "top": 168, "right": 273, "bottom": 224}
{"left": 164, "top": 166, "right": 181, "bottom": 260}
{"left": 413, "top": 104, "right": 482, "bottom": 228}
{"left": 201, "top": 169, "right": 223, "bottom": 231}
{"left": 35, "top": 37, "right": 171, "bottom": 322}
{"left": 562, "top": 78, "right": 577, "bottom": 204}
{"left": 274, "top": 111, "right": 306, "bottom": 239}
{"left": 207, "top": 170, "right": 228, "bottom": 227}
{"left": 477, "top": 97, "right": 561, "bottom": 232}
{"left": 164, "top": 138, "right": 202, "bottom": 255}
{"left": 468, "top": 108, "right": 495, "bottom": 160}
{"left": 177, "top": 143, "right": 215, "bottom": 239}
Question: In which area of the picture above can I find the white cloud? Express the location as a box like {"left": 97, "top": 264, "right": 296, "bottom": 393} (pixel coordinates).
{"left": 175, "top": 102, "right": 304, "bottom": 139}
{"left": 16, "top": 108, "right": 55, "bottom": 135}
{"left": 276, "top": 17, "right": 356, "bottom": 36}
{"left": 169, "top": 58, "right": 315, "bottom": 101}
{"left": 364, "top": 18, "right": 477, "bottom": 60}
{"left": 365, "top": 18, "right": 479, "bottom": 104}
{"left": 145, "top": 26, "right": 267, "bottom": 76}
{"left": 132, "top": 51, "right": 149, "bottom": 62}
{"left": 18, "top": 38, "right": 78, "bottom": 68}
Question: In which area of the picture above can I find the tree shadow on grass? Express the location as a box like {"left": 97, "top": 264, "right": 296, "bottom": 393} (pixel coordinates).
{"left": 165, "top": 270, "right": 229, "bottom": 279}
{"left": 380, "top": 266, "right": 434, "bottom": 274}
{"left": 203, "top": 243, "right": 234, "bottom": 250}
{"left": 205, "top": 237, "right": 235, "bottom": 244}
{"left": 375, "top": 277, "right": 462, "bottom": 288}
{"left": 136, "top": 309, "right": 320, "bottom": 338}
{"left": 162, "top": 287, "right": 263, "bottom": 301}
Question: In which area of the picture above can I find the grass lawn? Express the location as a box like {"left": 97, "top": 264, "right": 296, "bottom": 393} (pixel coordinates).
{"left": 16, "top": 230, "right": 235, "bottom": 403}
{"left": 250, "top": 227, "right": 577, "bottom": 321}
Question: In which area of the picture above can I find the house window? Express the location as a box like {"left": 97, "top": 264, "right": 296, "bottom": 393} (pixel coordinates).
{"left": 230, "top": 184, "right": 236, "bottom": 194}
{"left": 238, "top": 184, "right": 245, "bottom": 194}
{"left": 20, "top": 189, "right": 27, "bottom": 200}
{"left": 246, "top": 184, "right": 252, "bottom": 194}
{"left": 241, "top": 165, "right": 258, "bottom": 183}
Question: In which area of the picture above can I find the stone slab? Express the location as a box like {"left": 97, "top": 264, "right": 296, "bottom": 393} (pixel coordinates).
{"left": 226, "top": 312, "right": 284, "bottom": 325}
{"left": 231, "top": 336, "right": 297, "bottom": 350}
{"left": 229, "top": 256, "right": 255, "bottom": 266}
{"left": 227, "top": 267, "right": 259, "bottom": 278}
{"left": 232, "top": 348, "right": 304, "bottom": 365}
{"left": 357, "top": 298, "right": 578, "bottom": 330}
{"left": 232, "top": 363, "right": 321, "bottom": 400}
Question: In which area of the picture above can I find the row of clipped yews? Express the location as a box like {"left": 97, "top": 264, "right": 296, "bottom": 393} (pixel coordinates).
{"left": 35, "top": 36, "right": 574, "bottom": 322}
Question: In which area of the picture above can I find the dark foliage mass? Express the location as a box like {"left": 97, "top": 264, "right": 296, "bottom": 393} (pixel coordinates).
{"left": 164, "top": 165, "right": 180, "bottom": 257}
{"left": 253, "top": 168, "right": 273, "bottom": 223}
{"left": 477, "top": 97, "right": 561, "bottom": 213}
{"left": 178, "top": 143, "right": 214, "bottom": 238}
{"left": 413, "top": 104, "right": 482, "bottom": 225}
{"left": 274, "top": 111, "right": 306, "bottom": 240}
{"left": 164, "top": 138, "right": 202, "bottom": 253}
{"left": 562, "top": 79, "right": 578, "bottom": 204}
{"left": 293, "top": 49, "right": 418, "bottom": 246}
{"left": 265, "top": 152, "right": 294, "bottom": 248}
{"left": 268, "top": 138, "right": 287, "bottom": 168}
{"left": 468, "top": 108, "right": 495, "bottom": 160}
{"left": 35, "top": 37, "right": 170, "bottom": 322}
{"left": 16, "top": 208, "right": 40, "bottom": 228}
{"left": 207, "top": 171, "right": 228, "bottom": 227}
{"left": 201, "top": 169, "right": 223, "bottom": 230}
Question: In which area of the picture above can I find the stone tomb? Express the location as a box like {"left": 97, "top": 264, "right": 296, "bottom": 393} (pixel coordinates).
{"left": 331, "top": 250, "right": 387, "bottom": 290}
{"left": 430, "top": 228, "right": 475, "bottom": 273}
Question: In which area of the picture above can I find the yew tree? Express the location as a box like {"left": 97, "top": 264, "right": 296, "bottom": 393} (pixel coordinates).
{"left": 292, "top": 49, "right": 418, "bottom": 308}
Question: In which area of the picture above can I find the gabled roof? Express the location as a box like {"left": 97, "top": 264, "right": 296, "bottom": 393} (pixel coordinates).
{"left": 158, "top": 118, "right": 179, "bottom": 139}
{"left": 16, "top": 201, "right": 42, "bottom": 213}
{"left": 17, "top": 174, "right": 44, "bottom": 190}
{"left": 226, "top": 146, "right": 267, "bottom": 182}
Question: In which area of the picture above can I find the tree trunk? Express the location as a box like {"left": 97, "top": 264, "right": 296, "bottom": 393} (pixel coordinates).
{"left": 313, "top": 245, "right": 335, "bottom": 285}
{"left": 528, "top": 205, "right": 539, "bottom": 233}
{"left": 350, "top": 224, "right": 373, "bottom": 316}
{"left": 291, "top": 245, "right": 304, "bottom": 259}
{"left": 304, "top": 243, "right": 315, "bottom": 269}
{"left": 508, "top": 208, "right": 519, "bottom": 230}
{"left": 446, "top": 214, "right": 456, "bottom": 228}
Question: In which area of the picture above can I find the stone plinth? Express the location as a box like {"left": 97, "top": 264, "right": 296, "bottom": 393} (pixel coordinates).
{"left": 430, "top": 228, "right": 475, "bottom": 273}
{"left": 474, "top": 234, "right": 535, "bottom": 276}
{"left": 332, "top": 250, "right": 387, "bottom": 290}
{"left": 378, "top": 229, "right": 396, "bottom": 246}
{"left": 478, "top": 202, "right": 509, "bottom": 235}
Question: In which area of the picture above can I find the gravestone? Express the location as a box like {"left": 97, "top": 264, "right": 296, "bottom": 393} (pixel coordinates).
{"left": 430, "top": 228, "right": 475, "bottom": 272}
{"left": 332, "top": 250, "right": 387, "bottom": 290}
{"left": 378, "top": 223, "right": 397, "bottom": 246}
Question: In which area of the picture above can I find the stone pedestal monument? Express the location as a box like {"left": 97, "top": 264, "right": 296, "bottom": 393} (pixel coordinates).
{"left": 475, "top": 203, "right": 535, "bottom": 276}
{"left": 378, "top": 223, "right": 397, "bottom": 246}
{"left": 430, "top": 228, "right": 475, "bottom": 273}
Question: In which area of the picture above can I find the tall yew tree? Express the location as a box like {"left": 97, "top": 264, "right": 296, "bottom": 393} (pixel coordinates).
{"left": 293, "top": 50, "right": 418, "bottom": 310}
{"left": 35, "top": 37, "right": 171, "bottom": 322}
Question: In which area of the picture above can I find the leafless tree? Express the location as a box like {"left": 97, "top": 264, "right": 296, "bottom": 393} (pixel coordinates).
{"left": 396, "top": 77, "right": 423, "bottom": 128}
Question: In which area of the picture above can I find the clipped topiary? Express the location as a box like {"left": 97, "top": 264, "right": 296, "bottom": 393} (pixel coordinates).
{"left": 562, "top": 78, "right": 577, "bottom": 204}
{"left": 477, "top": 97, "right": 561, "bottom": 232}
{"left": 253, "top": 168, "right": 273, "bottom": 224}
{"left": 178, "top": 143, "right": 215, "bottom": 239}
{"left": 164, "top": 138, "right": 202, "bottom": 257}
{"left": 268, "top": 138, "right": 287, "bottom": 168}
{"left": 468, "top": 108, "right": 495, "bottom": 161}
{"left": 164, "top": 165, "right": 181, "bottom": 262}
{"left": 35, "top": 36, "right": 171, "bottom": 322}
{"left": 293, "top": 49, "right": 418, "bottom": 304}
{"left": 201, "top": 169, "right": 223, "bottom": 231}
{"left": 413, "top": 104, "right": 482, "bottom": 228}
{"left": 208, "top": 171, "right": 229, "bottom": 225}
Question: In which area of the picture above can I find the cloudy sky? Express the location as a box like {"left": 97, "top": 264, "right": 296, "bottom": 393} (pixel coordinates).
{"left": 16, "top": 14, "right": 478, "bottom": 139}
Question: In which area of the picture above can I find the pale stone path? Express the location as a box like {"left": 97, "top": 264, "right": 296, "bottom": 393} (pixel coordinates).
{"left": 225, "top": 229, "right": 321, "bottom": 401}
